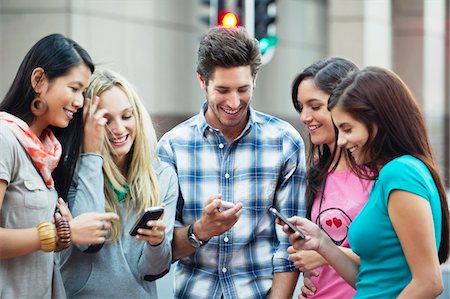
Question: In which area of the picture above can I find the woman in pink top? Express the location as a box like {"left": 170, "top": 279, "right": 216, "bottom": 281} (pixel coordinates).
{"left": 290, "top": 57, "right": 373, "bottom": 298}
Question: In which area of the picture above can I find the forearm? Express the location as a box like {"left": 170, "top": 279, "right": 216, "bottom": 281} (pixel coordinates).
{"left": 172, "top": 226, "right": 197, "bottom": 261}
{"left": 139, "top": 239, "right": 172, "bottom": 276}
{"left": 172, "top": 218, "right": 215, "bottom": 261}
{"left": 0, "top": 227, "right": 41, "bottom": 259}
{"left": 269, "top": 270, "right": 300, "bottom": 299}
{"left": 397, "top": 277, "right": 443, "bottom": 298}
{"left": 69, "top": 154, "right": 105, "bottom": 216}
{"left": 339, "top": 246, "right": 360, "bottom": 264}
{"left": 318, "top": 237, "right": 359, "bottom": 287}
{"left": 303, "top": 247, "right": 358, "bottom": 276}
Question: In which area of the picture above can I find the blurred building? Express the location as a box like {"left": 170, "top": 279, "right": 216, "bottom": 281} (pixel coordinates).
{"left": 1, "top": 0, "right": 449, "bottom": 182}
{"left": 1, "top": 0, "right": 449, "bottom": 297}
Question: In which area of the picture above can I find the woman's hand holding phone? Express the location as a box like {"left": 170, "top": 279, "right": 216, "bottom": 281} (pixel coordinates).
{"left": 130, "top": 206, "right": 166, "bottom": 246}
{"left": 275, "top": 213, "right": 331, "bottom": 253}
{"left": 269, "top": 207, "right": 306, "bottom": 239}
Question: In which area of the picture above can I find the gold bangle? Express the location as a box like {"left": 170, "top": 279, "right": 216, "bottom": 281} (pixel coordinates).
{"left": 37, "top": 221, "right": 57, "bottom": 252}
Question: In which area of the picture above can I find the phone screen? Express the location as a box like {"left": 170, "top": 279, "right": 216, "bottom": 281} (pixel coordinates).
{"left": 269, "top": 207, "right": 305, "bottom": 239}
{"left": 129, "top": 207, "right": 164, "bottom": 236}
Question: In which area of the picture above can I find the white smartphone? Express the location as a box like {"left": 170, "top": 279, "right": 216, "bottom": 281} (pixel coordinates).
{"left": 129, "top": 207, "right": 164, "bottom": 236}
{"left": 269, "top": 207, "right": 305, "bottom": 239}
{"left": 219, "top": 201, "right": 235, "bottom": 212}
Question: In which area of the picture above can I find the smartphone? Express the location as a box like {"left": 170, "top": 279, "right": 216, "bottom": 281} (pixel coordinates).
{"left": 219, "top": 200, "right": 235, "bottom": 212}
{"left": 268, "top": 207, "right": 305, "bottom": 239}
{"left": 129, "top": 206, "right": 164, "bottom": 236}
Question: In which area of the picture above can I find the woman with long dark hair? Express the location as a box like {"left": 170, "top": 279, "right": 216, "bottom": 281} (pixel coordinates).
{"left": 289, "top": 57, "right": 372, "bottom": 298}
{"left": 0, "top": 34, "right": 118, "bottom": 298}
{"left": 281, "top": 66, "right": 449, "bottom": 298}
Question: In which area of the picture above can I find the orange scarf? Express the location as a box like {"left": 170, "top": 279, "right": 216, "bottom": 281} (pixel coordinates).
{"left": 0, "top": 112, "right": 62, "bottom": 188}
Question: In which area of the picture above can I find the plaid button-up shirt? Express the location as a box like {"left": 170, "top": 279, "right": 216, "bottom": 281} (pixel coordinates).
{"left": 157, "top": 103, "right": 306, "bottom": 299}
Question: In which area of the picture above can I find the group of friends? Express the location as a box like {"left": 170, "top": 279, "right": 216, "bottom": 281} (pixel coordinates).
{"left": 0, "top": 25, "right": 448, "bottom": 299}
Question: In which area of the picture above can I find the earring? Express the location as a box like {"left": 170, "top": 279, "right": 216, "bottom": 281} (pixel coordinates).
{"left": 31, "top": 96, "right": 48, "bottom": 116}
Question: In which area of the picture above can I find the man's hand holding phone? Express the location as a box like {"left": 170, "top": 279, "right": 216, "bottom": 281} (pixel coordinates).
{"left": 193, "top": 195, "right": 243, "bottom": 243}
{"left": 219, "top": 200, "right": 235, "bottom": 212}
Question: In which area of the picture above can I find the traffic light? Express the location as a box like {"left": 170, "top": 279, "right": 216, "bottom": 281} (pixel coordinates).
{"left": 198, "top": 0, "right": 216, "bottom": 28}
{"left": 198, "top": 0, "right": 277, "bottom": 64}
{"left": 254, "top": 0, "right": 277, "bottom": 64}
{"left": 198, "top": 0, "right": 241, "bottom": 29}
{"left": 218, "top": 11, "right": 239, "bottom": 27}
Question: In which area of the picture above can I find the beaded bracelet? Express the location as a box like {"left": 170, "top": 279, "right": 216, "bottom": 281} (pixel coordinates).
{"left": 37, "top": 222, "right": 57, "bottom": 252}
{"left": 54, "top": 217, "right": 72, "bottom": 252}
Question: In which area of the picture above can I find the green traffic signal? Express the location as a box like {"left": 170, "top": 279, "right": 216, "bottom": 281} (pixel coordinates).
{"left": 259, "top": 35, "right": 277, "bottom": 55}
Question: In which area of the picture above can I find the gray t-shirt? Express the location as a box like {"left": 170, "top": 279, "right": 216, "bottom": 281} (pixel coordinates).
{"left": 0, "top": 123, "right": 66, "bottom": 298}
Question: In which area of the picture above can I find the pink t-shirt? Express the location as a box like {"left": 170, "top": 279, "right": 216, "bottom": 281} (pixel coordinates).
{"left": 309, "top": 169, "right": 372, "bottom": 299}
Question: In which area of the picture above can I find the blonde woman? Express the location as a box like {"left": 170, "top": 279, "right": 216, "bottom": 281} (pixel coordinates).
{"left": 59, "top": 69, "right": 178, "bottom": 298}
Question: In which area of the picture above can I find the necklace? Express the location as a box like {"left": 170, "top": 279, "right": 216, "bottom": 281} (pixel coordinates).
{"left": 317, "top": 177, "right": 327, "bottom": 222}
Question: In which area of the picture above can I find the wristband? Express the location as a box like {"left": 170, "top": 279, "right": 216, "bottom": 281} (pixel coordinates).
{"left": 55, "top": 217, "right": 72, "bottom": 251}
{"left": 187, "top": 223, "right": 209, "bottom": 248}
{"left": 37, "top": 222, "right": 57, "bottom": 252}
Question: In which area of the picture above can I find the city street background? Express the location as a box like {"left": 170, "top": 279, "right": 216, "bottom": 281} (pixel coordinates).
{"left": 1, "top": 0, "right": 449, "bottom": 297}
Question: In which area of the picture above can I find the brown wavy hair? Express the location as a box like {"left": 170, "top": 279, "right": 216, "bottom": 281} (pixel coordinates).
{"left": 291, "top": 57, "right": 359, "bottom": 219}
{"left": 197, "top": 26, "right": 261, "bottom": 86}
{"left": 328, "top": 66, "right": 449, "bottom": 263}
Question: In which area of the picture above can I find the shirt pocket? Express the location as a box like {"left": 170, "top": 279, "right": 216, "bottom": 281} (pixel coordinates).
{"left": 23, "top": 179, "right": 50, "bottom": 209}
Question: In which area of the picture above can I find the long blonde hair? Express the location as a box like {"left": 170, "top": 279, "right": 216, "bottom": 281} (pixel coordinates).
{"left": 85, "top": 69, "right": 160, "bottom": 241}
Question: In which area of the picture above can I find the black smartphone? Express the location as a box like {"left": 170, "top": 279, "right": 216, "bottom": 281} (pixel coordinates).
{"left": 269, "top": 207, "right": 305, "bottom": 239}
{"left": 129, "top": 207, "right": 164, "bottom": 236}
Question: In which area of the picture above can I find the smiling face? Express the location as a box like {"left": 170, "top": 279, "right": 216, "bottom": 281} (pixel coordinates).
{"left": 98, "top": 85, "right": 136, "bottom": 169}
{"left": 200, "top": 66, "right": 254, "bottom": 142}
{"left": 331, "top": 105, "right": 372, "bottom": 164}
{"left": 297, "top": 78, "right": 336, "bottom": 150}
{"left": 31, "top": 64, "right": 91, "bottom": 136}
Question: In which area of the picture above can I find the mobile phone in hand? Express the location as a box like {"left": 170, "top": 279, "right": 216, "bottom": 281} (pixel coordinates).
{"left": 219, "top": 200, "right": 235, "bottom": 212}
{"left": 129, "top": 206, "right": 164, "bottom": 236}
{"left": 269, "top": 207, "right": 305, "bottom": 239}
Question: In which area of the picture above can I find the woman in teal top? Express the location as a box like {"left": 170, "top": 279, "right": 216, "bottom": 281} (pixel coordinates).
{"left": 279, "top": 66, "right": 449, "bottom": 298}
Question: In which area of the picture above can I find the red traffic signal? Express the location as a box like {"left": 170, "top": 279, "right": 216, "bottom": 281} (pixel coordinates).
{"left": 218, "top": 11, "right": 239, "bottom": 27}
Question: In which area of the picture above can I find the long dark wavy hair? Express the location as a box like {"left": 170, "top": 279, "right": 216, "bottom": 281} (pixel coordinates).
{"left": 291, "top": 57, "right": 358, "bottom": 219}
{"left": 328, "top": 66, "right": 449, "bottom": 263}
{"left": 0, "top": 33, "right": 95, "bottom": 200}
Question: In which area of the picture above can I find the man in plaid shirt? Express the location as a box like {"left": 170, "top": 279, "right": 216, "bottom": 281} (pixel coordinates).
{"left": 157, "top": 26, "right": 306, "bottom": 299}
